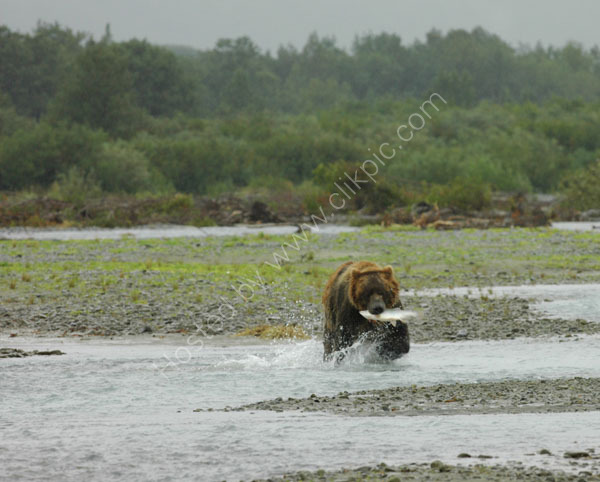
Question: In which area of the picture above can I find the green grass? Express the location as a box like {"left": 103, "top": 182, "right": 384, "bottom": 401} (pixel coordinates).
{"left": 1, "top": 227, "right": 599, "bottom": 310}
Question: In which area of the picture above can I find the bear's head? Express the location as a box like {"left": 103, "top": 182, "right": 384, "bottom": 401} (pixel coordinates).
{"left": 349, "top": 265, "right": 399, "bottom": 315}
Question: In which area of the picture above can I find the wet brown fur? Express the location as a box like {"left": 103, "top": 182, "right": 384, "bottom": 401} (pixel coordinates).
{"left": 322, "top": 261, "right": 410, "bottom": 361}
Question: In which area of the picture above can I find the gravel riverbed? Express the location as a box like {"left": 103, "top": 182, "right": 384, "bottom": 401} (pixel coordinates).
{"left": 223, "top": 377, "right": 600, "bottom": 417}
{"left": 1, "top": 290, "right": 596, "bottom": 342}
{"left": 253, "top": 461, "right": 600, "bottom": 481}
{"left": 1, "top": 227, "right": 598, "bottom": 340}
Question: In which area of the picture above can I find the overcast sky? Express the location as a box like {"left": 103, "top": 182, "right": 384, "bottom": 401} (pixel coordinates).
{"left": 1, "top": 0, "right": 598, "bottom": 52}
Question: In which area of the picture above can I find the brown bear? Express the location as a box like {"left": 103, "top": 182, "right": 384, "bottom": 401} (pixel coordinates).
{"left": 322, "top": 261, "right": 409, "bottom": 361}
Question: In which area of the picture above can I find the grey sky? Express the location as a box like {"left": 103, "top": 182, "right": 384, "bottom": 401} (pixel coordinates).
{"left": 1, "top": 0, "right": 598, "bottom": 52}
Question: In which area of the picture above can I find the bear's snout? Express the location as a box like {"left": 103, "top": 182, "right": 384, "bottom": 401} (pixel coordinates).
{"left": 367, "top": 295, "right": 385, "bottom": 315}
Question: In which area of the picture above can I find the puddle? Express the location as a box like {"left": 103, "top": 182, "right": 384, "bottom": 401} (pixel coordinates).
{"left": 410, "top": 284, "right": 600, "bottom": 323}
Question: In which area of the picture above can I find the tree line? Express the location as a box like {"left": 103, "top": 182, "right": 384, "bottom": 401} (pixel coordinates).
{"left": 0, "top": 23, "right": 599, "bottom": 210}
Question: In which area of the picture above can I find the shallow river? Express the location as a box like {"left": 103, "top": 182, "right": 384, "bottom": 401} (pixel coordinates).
{"left": 0, "top": 224, "right": 357, "bottom": 241}
{"left": 0, "top": 220, "right": 596, "bottom": 241}
{"left": 2, "top": 333, "right": 600, "bottom": 481}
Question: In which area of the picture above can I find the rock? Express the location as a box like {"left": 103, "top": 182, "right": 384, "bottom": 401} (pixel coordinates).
{"left": 430, "top": 460, "right": 451, "bottom": 472}
{"left": 564, "top": 451, "right": 590, "bottom": 459}
{"left": 34, "top": 350, "right": 65, "bottom": 356}
{"left": 249, "top": 201, "right": 280, "bottom": 223}
{"left": 411, "top": 201, "right": 434, "bottom": 217}
{"left": 0, "top": 348, "right": 65, "bottom": 358}
{"left": 0, "top": 348, "right": 27, "bottom": 358}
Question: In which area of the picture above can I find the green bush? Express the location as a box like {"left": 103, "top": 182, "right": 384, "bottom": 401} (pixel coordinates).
{"left": 0, "top": 122, "right": 106, "bottom": 190}
{"left": 361, "top": 181, "right": 409, "bottom": 214}
{"left": 295, "top": 180, "right": 328, "bottom": 213}
{"left": 94, "top": 141, "right": 154, "bottom": 193}
{"left": 426, "top": 177, "right": 492, "bottom": 211}
{"left": 247, "top": 175, "right": 294, "bottom": 194}
{"left": 560, "top": 159, "right": 600, "bottom": 211}
{"left": 135, "top": 134, "right": 253, "bottom": 194}
{"left": 161, "top": 193, "right": 194, "bottom": 213}
{"left": 48, "top": 166, "right": 102, "bottom": 205}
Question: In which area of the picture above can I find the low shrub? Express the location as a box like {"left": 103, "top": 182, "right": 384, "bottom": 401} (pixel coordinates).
{"left": 425, "top": 177, "right": 492, "bottom": 211}
{"left": 48, "top": 166, "right": 102, "bottom": 205}
{"left": 94, "top": 142, "right": 154, "bottom": 193}
{"left": 560, "top": 159, "right": 600, "bottom": 211}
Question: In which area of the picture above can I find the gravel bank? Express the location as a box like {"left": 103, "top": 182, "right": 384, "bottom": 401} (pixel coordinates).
{"left": 1, "top": 228, "right": 598, "bottom": 339}
{"left": 213, "top": 378, "right": 600, "bottom": 416}
{"left": 252, "top": 461, "right": 600, "bottom": 481}
{"left": 1, "top": 289, "right": 597, "bottom": 341}
{"left": 405, "top": 295, "right": 597, "bottom": 343}
{"left": 0, "top": 347, "right": 65, "bottom": 358}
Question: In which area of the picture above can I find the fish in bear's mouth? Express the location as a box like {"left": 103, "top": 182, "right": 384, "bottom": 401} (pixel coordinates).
{"left": 359, "top": 308, "right": 418, "bottom": 327}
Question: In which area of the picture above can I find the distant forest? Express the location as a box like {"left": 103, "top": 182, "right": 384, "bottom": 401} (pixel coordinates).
{"left": 1, "top": 23, "right": 599, "bottom": 211}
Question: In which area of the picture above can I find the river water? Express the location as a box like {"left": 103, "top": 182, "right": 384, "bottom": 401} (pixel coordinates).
{"left": 0, "top": 224, "right": 358, "bottom": 241}
{"left": 2, "top": 332, "right": 600, "bottom": 481}
{"left": 0, "top": 221, "right": 596, "bottom": 241}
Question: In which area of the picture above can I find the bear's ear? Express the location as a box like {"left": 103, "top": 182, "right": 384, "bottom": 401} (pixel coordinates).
{"left": 382, "top": 265, "right": 394, "bottom": 278}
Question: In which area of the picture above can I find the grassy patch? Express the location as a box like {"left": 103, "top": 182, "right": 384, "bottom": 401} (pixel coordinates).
{"left": 236, "top": 324, "right": 310, "bottom": 340}
{"left": 1, "top": 227, "right": 599, "bottom": 312}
